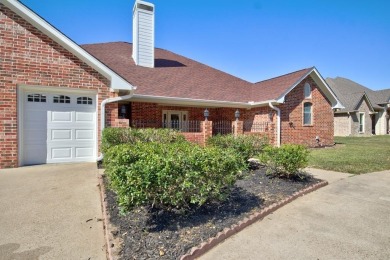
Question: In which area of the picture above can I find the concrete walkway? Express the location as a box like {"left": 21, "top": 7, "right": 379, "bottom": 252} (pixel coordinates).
{"left": 0, "top": 163, "right": 106, "bottom": 260}
{"left": 200, "top": 169, "right": 390, "bottom": 260}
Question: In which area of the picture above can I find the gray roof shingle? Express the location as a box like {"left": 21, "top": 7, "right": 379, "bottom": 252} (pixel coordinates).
{"left": 326, "top": 77, "right": 390, "bottom": 113}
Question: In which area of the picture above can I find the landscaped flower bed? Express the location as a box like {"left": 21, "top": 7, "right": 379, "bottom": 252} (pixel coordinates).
{"left": 103, "top": 168, "right": 320, "bottom": 259}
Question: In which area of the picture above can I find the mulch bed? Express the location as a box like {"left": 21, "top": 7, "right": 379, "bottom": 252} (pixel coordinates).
{"left": 103, "top": 168, "right": 321, "bottom": 259}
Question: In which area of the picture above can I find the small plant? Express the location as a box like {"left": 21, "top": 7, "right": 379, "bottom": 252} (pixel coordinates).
{"left": 101, "top": 127, "right": 186, "bottom": 153}
{"left": 104, "top": 141, "right": 246, "bottom": 211}
{"left": 259, "top": 144, "right": 310, "bottom": 180}
{"left": 207, "top": 134, "right": 268, "bottom": 162}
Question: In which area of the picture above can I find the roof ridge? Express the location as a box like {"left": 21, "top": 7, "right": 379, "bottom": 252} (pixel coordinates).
{"left": 254, "top": 67, "right": 313, "bottom": 84}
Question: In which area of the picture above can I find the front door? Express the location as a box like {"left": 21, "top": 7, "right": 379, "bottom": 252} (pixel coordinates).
{"left": 163, "top": 110, "right": 188, "bottom": 131}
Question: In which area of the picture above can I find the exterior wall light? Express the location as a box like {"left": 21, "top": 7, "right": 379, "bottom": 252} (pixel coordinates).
{"left": 204, "top": 108, "right": 209, "bottom": 121}
{"left": 235, "top": 109, "right": 240, "bottom": 121}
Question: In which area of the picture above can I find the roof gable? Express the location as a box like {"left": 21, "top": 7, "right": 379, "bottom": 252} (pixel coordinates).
{"left": 353, "top": 93, "right": 375, "bottom": 113}
{"left": 326, "top": 77, "right": 387, "bottom": 112}
{"left": 252, "top": 67, "right": 343, "bottom": 108}
{"left": 252, "top": 68, "right": 312, "bottom": 102}
{"left": 1, "top": 0, "right": 134, "bottom": 92}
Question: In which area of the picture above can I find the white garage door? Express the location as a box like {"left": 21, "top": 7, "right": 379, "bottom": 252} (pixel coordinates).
{"left": 22, "top": 91, "right": 96, "bottom": 165}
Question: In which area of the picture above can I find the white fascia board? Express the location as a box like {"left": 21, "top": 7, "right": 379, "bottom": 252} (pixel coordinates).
{"left": 130, "top": 94, "right": 277, "bottom": 109}
{"left": 310, "top": 68, "right": 344, "bottom": 109}
{"left": 275, "top": 68, "right": 314, "bottom": 103}
{"left": 276, "top": 67, "right": 344, "bottom": 109}
{"left": 2, "top": 0, "right": 134, "bottom": 92}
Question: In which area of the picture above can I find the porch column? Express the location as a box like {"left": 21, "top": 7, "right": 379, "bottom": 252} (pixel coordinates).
{"left": 232, "top": 120, "right": 243, "bottom": 137}
{"left": 202, "top": 120, "right": 213, "bottom": 146}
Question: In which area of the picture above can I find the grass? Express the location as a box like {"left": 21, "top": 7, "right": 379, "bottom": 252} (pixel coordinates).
{"left": 308, "top": 135, "right": 390, "bottom": 174}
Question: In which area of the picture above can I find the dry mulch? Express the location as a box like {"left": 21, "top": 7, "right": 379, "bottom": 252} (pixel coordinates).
{"left": 103, "top": 168, "right": 320, "bottom": 259}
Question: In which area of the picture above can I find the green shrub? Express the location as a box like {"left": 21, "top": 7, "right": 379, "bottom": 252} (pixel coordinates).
{"left": 101, "top": 127, "right": 186, "bottom": 153}
{"left": 207, "top": 134, "right": 268, "bottom": 162}
{"left": 104, "top": 141, "right": 246, "bottom": 211}
{"left": 259, "top": 144, "right": 310, "bottom": 179}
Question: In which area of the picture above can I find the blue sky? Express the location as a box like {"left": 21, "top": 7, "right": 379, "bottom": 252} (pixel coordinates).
{"left": 20, "top": 0, "right": 390, "bottom": 90}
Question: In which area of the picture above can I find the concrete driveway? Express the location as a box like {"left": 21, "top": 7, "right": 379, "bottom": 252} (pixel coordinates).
{"left": 200, "top": 169, "right": 390, "bottom": 260}
{"left": 0, "top": 163, "right": 106, "bottom": 260}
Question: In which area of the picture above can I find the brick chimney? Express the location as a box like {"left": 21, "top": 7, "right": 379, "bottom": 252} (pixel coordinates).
{"left": 132, "top": 0, "right": 155, "bottom": 68}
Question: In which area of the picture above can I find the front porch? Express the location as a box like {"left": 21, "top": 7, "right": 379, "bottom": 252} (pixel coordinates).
{"left": 107, "top": 101, "right": 277, "bottom": 146}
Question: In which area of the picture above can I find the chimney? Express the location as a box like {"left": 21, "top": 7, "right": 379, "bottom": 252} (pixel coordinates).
{"left": 132, "top": 0, "right": 155, "bottom": 68}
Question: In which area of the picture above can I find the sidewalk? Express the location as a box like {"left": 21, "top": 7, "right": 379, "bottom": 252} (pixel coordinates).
{"left": 200, "top": 169, "right": 390, "bottom": 260}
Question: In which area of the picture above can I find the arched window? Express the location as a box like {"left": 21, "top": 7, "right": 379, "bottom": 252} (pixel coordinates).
{"left": 53, "top": 95, "right": 70, "bottom": 104}
{"left": 303, "top": 102, "right": 312, "bottom": 125}
{"left": 27, "top": 94, "right": 46, "bottom": 103}
{"left": 304, "top": 83, "right": 311, "bottom": 99}
{"left": 77, "top": 97, "right": 93, "bottom": 105}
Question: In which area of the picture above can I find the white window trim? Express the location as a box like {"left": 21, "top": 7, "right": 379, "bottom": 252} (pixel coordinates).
{"left": 303, "top": 102, "right": 313, "bottom": 126}
{"left": 359, "top": 112, "right": 365, "bottom": 133}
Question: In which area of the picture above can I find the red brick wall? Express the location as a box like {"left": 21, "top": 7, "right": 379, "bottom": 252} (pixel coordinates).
{"left": 129, "top": 102, "right": 278, "bottom": 145}
{"left": 279, "top": 76, "right": 334, "bottom": 147}
{"left": 0, "top": 4, "right": 113, "bottom": 168}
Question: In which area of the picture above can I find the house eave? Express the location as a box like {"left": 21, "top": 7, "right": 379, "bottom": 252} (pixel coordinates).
{"left": 1, "top": 0, "right": 134, "bottom": 92}
{"left": 129, "top": 94, "right": 277, "bottom": 108}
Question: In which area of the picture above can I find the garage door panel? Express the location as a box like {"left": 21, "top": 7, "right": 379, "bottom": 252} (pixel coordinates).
{"left": 51, "top": 147, "right": 72, "bottom": 159}
{"left": 50, "top": 111, "right": 72, "bottom": 122}
{"left": 75, "top": 147, "right": 94, "bottom": 158}
{"left": 75, "top": 129, "right": 94, "bottom": 140}
{"left": 50, "top": 129, "right": 72, "bottom": 141}
{"left": 75, "top": 112, "right": 94, "bottom": 122}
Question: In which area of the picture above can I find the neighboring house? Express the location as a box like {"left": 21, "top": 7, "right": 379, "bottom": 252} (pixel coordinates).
{"left": 326, "top": 77, "right": 390, "bottom": 136}
{"left": 0, "top": 0, "right": 343, "bottom": 168}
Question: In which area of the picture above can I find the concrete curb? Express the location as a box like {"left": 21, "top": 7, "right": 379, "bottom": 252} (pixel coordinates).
{"left": 98, "top": 175, "right": 122, "bottom": 260}
{"left": 180, "top": 180, "right": 328, "bottom": 260}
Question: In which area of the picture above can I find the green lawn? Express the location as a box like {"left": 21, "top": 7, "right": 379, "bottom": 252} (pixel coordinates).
{"left": 308, "top": 136, "right": 390, "bottom": 174}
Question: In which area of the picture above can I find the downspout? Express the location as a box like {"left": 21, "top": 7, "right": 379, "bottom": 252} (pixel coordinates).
{"left": 269, "top": 102, "right": 281, "bottom": 147}
{"left": 97, "top": 91, "right": 135, "bottom": 161}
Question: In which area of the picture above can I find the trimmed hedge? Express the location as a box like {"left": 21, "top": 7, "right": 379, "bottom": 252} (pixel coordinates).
{"left": 101, "top": 127, "right": 186, "bottom": 153}
{"left": 104, "top": 141, "right": 246, "bottom": 211}
{"left": 207, "top": 134, "right": 268, "bottom": 162}
{"left": 259, "top": 144, "right": 310, "bottom": 179}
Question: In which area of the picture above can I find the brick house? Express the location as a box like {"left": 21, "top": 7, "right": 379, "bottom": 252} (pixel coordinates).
{"left": 326, "top": 77, "right": 390, "bottom": 136}
{"left": 0, "top": 0, "right": 343, "bottom": 168}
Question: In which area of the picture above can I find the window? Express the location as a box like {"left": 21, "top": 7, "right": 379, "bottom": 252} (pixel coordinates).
{"left": 303, "top": 102, "right": 312, "bottom": 125}
{"left": 53, "top": 95, "right": 70, "bottom": 104}
{"left": 77, "top": 97, "right": 93, "bottom": 105}
{"left": 304, "top": 83, "right": 311, "bottom": 99}
{"left": 27, "top": 94, "right": 46, "bottom": 102}
{"left": 359, "top": 113, "right": 365, "bottom": 133}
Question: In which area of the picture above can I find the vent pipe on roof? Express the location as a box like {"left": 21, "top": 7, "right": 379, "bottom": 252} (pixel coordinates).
{"left": 132, "top": 0, "right": 155, "bottom": 68}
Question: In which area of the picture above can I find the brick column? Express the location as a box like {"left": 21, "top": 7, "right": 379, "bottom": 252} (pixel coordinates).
{"left": 202, "top": 120, "right": 213, "bottom": 146}
{"left": 112, "top": 119, "right": 130, "bottom": 128}
{"left": 232, "top": 120, "right": 243, "bottom": 137}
